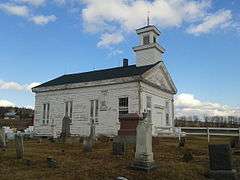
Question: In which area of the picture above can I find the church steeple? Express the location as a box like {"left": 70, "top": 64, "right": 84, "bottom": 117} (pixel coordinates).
{"left": 133, "top": 25, "right": 165, "bottom": 67}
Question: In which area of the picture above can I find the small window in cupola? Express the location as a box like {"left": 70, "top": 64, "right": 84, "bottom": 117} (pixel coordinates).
{"left": 153, "top": 36, "right": 156, "bottom": 43}
{"left": 143, "top": 35, "right": 150, "bottom": 45}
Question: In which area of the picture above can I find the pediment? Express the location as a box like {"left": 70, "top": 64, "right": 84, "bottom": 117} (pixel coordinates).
{"left": 142, "top": 62, "right": 177, "bottom": 94}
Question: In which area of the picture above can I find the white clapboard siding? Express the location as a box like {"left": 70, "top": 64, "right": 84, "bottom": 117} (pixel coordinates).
{"left": 34, "top": 82, "right": 139, "bottom": 136}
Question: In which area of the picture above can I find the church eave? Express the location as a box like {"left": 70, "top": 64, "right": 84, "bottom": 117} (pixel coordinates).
{"left": 133, "top": 43, "right": 165, "bottom": 53}
{"left": 160, "top": 63, "right": 177, "bottom": 94}
{"left": 136, "top": 25, "right": 161, "bottom": 35}
{"left": 32, "top": 76, "right": 141, "bottom": 93}
{"left": 140, "top": 61, "right": 177, "bottom": 94}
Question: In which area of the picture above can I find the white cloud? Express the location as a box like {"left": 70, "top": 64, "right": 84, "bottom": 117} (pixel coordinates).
{"left": 0, "top": 81, "right": 24, "bottom": 91}
{"left": 0, "top": 2, "right": 57, "bottom": 25}
{"left": 26, "top": 82, "right": 41, "bottom": 90}
{"left": 18, "top": 0, "right": 46, "bottom": 6}
{"left": 187, "top": 10, "right": 232, "bottom": 35}
{"left": 107, "top": 49, "right": 123, "bottom": 58}
{"left": 175, "top": 93, "right": 240, "bottom": 117}
{"left": 81, "top": 0, "right": 211, "bottom": 32}
{"left": 1, "top": 0, "right": 237, "bottom": 42}
{"left": 0, "top": 80, "right": 40, "bottom": 91}
{"left": 97, "top": 32, "right": 124, "bottom": 48}
{"left": 0, "top": 3, "right": 29, "bottom": 17}
{"left": 81, "top": 0, "right": 239, "bottom": 46}
{"left": 175, "top": 93, "right": 202, "bottom": 108}
{"left": 0, "top": 100, "right": 15, "bottom": 107}
{"left": 30, "top": 15, "right": 57, "bottom": 25}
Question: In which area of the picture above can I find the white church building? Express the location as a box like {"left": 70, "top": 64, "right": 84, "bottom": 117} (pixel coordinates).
{"left": 32, "top": 24, "right": 177, "bottom": 137}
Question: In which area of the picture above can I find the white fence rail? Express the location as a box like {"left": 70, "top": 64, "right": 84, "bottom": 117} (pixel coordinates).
{"left": 178, "top": 127, "right": 240, "bottom": 142}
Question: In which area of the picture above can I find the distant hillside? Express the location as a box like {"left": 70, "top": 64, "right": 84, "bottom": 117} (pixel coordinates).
{"left": 0, "top": 107, "right": 34, "bottom": 120}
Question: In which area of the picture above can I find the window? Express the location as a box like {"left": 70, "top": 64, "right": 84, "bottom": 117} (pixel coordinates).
{"left": 90, "top": 100, "right": 99, "bottom": 123}
{"left": 153, "top": 36, "right": 156, "bottom": 43}
{"left": 143, "top": 35, "right": 150, "bottom": 45}
{"left": 95, "top": 100, "right": 99, "bottom": 121}
{"left": 146, "top": 96, "right": 152, "bottom": 109}
{"left": 119, "top": 97, "right": 128, "bottom": 115}
{"left": 166, "top": 113, "right": 170, "bottom": 126}
{"left": 43, "top": 104, "right": 46, "bottom": 120}
{"left": 146, "top": 96, "right": 152, "bottom": 119}
{"left": 43, "top": 103, "right": 50, "bottom": 125}
{"left": 90, "top": 100, "right": 94, "bottom": 118}
{"left": 65, "top": 101, "right": 73, "bottom": 119}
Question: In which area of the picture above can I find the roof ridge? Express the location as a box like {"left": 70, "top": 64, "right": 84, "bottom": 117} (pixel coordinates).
{"left": 62, "top": 62, "right": 158, "bottom": 77}
{"left": 63, "top": 64, "right": 137, "bottom": 76}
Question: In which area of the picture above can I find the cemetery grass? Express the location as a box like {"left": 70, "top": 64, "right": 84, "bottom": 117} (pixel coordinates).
{"left": 0, "top": 136, "right": 239, "bottom": 180}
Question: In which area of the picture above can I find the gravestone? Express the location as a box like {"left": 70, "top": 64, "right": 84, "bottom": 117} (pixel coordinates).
{"left": 23, "top": 159, "right": 33, "bottom": 166}
{"left": 89, "top": 121, "right": 95, "bottom": 140}
{"left": 15, "top": 133, "right": 24, "bottom": 159}
{"left": 112, "top": 141, "right": 125, "bottom": 155}
{"left": 178, "top": 137, "right": 185, "bottom": 147}
{"left": 47, "top": 156, "right": 57, "bottom": 168}
{"left": 230, "top": 137, "right": 240, "bottom": 149}
{"left": 83, "top": 121, "right": 96, "bottom": 152}
{"left": 0, "top": 127, "right": 6, "bottom": 148}
{"left": 60, "top": 116, "right": 71, "bottom": 142}
{"left": 118, "top": 113, "right": 140, "bottom": 144}
{"left": 208, "top": 144, "right": 237, "bottom": 180}
{"left": 51, "top": 121, "right": 58, "bottom": 139}
{"left": 182, "top": 151, "right": 193, "bottom": 162}
{"left": 130, "top": 112, "right": 157, "bottom": 171}
{"left": 83, "top": 137, "right": 92, "bottom": 152}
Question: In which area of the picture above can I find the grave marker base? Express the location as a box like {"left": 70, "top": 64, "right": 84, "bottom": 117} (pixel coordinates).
{"left": 47, "top": 157, "right": 57, "bottom": 168}
{"left": 112, "top": 142, "right": 125, "bottom": 155}
{"left": 208, "top": 169, "right": 237, "bottom": 180}
{"left": 130, "top": 161, "right": 158, "bottom": 172}
{"left": 83, "top": 138, "right": 93, "bottom": 152}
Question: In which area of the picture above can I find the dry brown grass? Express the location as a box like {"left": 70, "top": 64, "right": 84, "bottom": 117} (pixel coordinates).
{"left": 0, "top": 136, "right": 239, "bottom": 180}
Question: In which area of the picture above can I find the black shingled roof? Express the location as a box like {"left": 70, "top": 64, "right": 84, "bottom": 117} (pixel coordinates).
{"left": 35, "top": 63, "right": 159, "bottom": 88}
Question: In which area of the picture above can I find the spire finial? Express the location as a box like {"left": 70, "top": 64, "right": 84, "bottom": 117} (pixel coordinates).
{"left": 147, "top": 10, "right": 150, "bottom": 26}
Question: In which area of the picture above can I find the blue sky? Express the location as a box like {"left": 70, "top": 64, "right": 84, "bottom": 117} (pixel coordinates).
{"left": 0, "top": 0, "right": 240, "bottom": 116}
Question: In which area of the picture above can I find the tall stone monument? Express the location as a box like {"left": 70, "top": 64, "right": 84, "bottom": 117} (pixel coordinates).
{"left": 0, "top": 126, "right": 6, "bottom": 148}
{"left": 89, "top": 120, "right": 95, "bottom": 140}
{"left": 131, "top": 112, "right": 157, "bottom": 171}
{"left": 60, "top": 116, "right": 71, "bottom": 142}
{"left": 83, "top": 120, "right": 95, "bottom": 152}
{"left": 51, "top": 119, "right": 57, "bottom": 139}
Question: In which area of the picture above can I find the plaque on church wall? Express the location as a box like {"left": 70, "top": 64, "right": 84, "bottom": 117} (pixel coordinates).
{"left": 100, "top": 101, "right": 108, "bottom": 111}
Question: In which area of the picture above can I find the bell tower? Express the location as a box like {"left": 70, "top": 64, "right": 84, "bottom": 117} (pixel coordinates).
{"left": 133, "top": 25, "right": 165, "bottom": 67}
